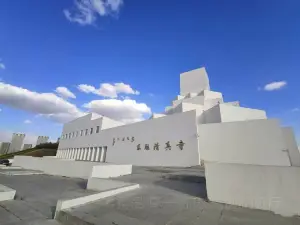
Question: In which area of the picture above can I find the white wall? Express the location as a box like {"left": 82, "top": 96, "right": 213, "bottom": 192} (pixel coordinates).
{"left": 282, "top": 127, "right": 300, "bottom": 166}
{"left": 205, "top": 162, "right": 300, "bottom": 217}
{"left": 223, "top": 101, "right": 240, "bottom": 107}
{"left": 203, "top": 90, "right": 223, "bottom": 100}
{"left": 13, "top": 156, "right": 101, "bottom": 178}
{"left": 203, "top": 105, "right": 222, "bottom": 124}
{"left": 198, "top": 119, "right": 291, "bottom": 166}
{"left": 180, "top": 67, "right": 210, "bottom": 95}
{"left": 101, "top": 117, "right": 125, "bottom": 129}
{"left": 219, "top": 104, "right": 267, "bottom": 122}
{"left": 59, "top": 110, "right": 199, "bottom": 167}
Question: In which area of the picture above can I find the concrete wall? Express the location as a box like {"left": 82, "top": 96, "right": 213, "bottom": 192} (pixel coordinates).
{"left": 219, "top": 104, "right": 267, "bottom": 122}
{"left": 101, "top": 117, "right": 125, "bottom": 129}
{"left": 13, "top": 156, "right": 102, "bottom": 178}
{"left": 203, "top": 90, "right": 223, "bottom": 100}
{"left": 205, "top": 162, "right": 300, "bottom": 217}
{"left": 282, "top": 127, "right": 300, "bottom": 166}
{"left": 59, "top": 110, "right": 199, "bottom": 167}
{"left": 90, "top": 164, "right": 132, "bottom": 178}
{"left": 180, "top": 67, "right": 210, "bottom": 95}
{"left": 13, "top": 156, "right": 132, "bottom": 179}
{"left": 203, "top": 105, "right": 222, "bottom": 124}
{"left": 198, "top": 119, "right": 291, "bottom": 166}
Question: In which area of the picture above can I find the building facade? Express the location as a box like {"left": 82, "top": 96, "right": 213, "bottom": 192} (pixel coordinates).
{"left": 57, "top": 67, "right": 299, "bottom": 167}
{"left": 8, "top": 133, "right": 25, "bottom": 153}
{"left": 23, "top": 144, "right": 33, "bottom": 150}
{"left": 0, "top": 142, "right": 11, "bottom": 155}
{"left": 36, "top": 136, "right": 49, "bottom": 146}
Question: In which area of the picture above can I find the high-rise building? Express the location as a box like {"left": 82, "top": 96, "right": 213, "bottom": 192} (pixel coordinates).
{"left": 8, "top": 133, "right": 25, "bottom": 153}
{"left": 23, "top": 144, "right": 33, "bottom": 150}
{"left": 36, "top": 136, "right": 49, "bottom": 146}
{"left": 0, "top": 142, "right": 11, "bottom": 155}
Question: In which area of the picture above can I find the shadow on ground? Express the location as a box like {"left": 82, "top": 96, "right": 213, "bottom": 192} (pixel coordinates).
{"left": 154, "top": 174, "right": 208, "bottom": 200}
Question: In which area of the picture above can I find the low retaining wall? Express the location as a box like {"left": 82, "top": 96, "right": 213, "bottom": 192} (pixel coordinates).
{"left": 0, "top": 184, "right": 16, "bottom": 201}
{"left": 91, "top": 164, "right": 132, "bottom": 178}
{"left": 205, "top": 162, "right": 300, "bottom": 217}
{"left": 13, "top": 156, "right": 132, "bottom": 179}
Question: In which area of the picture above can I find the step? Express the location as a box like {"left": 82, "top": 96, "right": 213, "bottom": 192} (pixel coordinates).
{"left": 55, "top": 182, "right": 139, "bottom": 218}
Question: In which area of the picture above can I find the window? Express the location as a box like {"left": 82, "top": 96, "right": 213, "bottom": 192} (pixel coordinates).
{"left": 80, "top": 130, "right": 83, "bottom": 136}
{"left": 72, "top": 132, "right": 75, "bottom": 138}
{"left": 90, "top": 128, "right": 93, "bottom": 134}
{"left": 96, "top": 126, "right": 100, "bottom": 133}
{"left": 85, "top": 129, "right": 88, "bottom": 136}
{"left": 76, "top": 131, "right": 79, "bottom": 137}
{"left": 69, "top": 133, "right": 71, "bottom": 139}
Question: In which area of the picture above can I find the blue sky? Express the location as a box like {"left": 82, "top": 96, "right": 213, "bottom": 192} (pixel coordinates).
{"left": 0, "top": 0, "right": 299, "bottom": 144}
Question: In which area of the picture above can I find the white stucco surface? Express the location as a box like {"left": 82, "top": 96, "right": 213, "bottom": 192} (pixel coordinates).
{"left": 219, "top": 104, "right": 267, "bottom": 122}
{"left": 0, "top": 184, "right": 16, "bottom": 201}
{"left": 13, "top": 156, "right": 100, "bottom": 178}
{"left": 13, "top": 156, "right": 133, "bottom": 178}
{"left": 180, "top": 68, "right": 210, "bottom": 95}
{"left": 282, "top": 127, "right": 300, "bottom": 166}
{"left": 59, "top": 110, "right": 199, "bottom": 167}
{"left": 198, "top": 119, "right": 291, "bottom": 166}
{"left": 90, "top": 164, "right": 132, "bottom": 178}
{"left": 205, "top": 162, "right": 300, "bottom": 217}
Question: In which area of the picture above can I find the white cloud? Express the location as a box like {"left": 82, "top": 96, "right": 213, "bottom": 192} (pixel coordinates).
{"left": 78, "top": 82, "right": 139, "bottom": 98}
{"left": 55, "top": 86, "right": 76, "bottom": 99}
{"left": 0, "top": 63, "right": 5, "bottom": 70}
{"left": 292, "top": 108, "right": 300, "bottom": 112}
{"left": 83, "top": 99, "right": 151, "bottom": 123}
{"left": 64, "top": 0, "right": 123, "bottom": 26}
{"left": 0, "top": 82, "right": 84, "bottom": 123}
{"left": 24, "top": 119, "right": 32, "bottom": 124}
{"left": 263, "top": 81, "right": 287, "bottom": 91}
{"left": 0, "top": 59, "right": 5, "bottom": 70}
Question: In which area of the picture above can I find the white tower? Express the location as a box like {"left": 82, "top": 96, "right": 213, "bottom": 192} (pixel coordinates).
{"left": 8, "top": 133, "right": 25, "bottom": 153}
{"left": 36, "top": 136, "right": 49, "bottom": 146}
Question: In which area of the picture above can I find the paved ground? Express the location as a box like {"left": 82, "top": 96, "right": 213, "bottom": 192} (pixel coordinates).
{"left": 0, "top": 167, "right": 92, "bottom": 224}
{"left": 1, "top": 166, "right": 300, "bottom": 225}
{"left": 61, "top": 166, "right": 300, "bottom": 225}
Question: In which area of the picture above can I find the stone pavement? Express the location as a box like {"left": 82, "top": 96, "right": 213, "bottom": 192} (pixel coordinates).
{"left": 0, "top": 167, "right": 92, "bottom": 225}
{"left": 59, "top": 166, "right": 300, "bottom": 225}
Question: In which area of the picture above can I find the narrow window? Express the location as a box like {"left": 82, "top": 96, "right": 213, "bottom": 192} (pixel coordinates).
{"left": 85, "top": 129, "right": 88, "bottom": 136}
{"left": 90, "top": 128, "right": 93, "bottom": 134}
{"left": 96, "top": 126, "right": 100, "bottom": 133}
{"left": 80, "top": 130, "right": 83, "bottom": 136}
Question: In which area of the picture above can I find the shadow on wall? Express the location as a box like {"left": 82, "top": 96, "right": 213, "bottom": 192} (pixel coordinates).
{"left": 154, "top": 174, "right": 208, "bottom": 200}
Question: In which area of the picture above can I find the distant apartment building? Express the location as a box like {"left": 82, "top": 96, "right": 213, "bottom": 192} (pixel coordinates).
{"left": 23, "top": 144, "right": 33, "bottom": 150}
{"left": 36, "top": 136, "right": 49, "bottom": 146}
{"left": 8, "top": 133, "right": 25, "bottom": 153}
{"left": 0, "top": 142, "right": 11, "bottom": 155}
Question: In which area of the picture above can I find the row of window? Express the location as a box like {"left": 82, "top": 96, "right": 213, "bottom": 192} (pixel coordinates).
{"left": 61, "top": 126, "right": 101, "bottom": 140}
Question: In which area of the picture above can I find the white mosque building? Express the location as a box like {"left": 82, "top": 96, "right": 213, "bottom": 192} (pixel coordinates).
{"left": 56, "top": 67, "right": 300, "bottom": 167}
